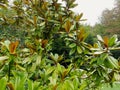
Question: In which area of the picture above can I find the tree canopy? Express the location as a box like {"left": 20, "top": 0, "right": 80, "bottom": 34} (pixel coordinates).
{"left": 0, "top": 0, "right": 120, "bottom": 90}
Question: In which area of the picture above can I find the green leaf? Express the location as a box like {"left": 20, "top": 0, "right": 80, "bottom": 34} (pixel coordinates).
{"left": 57, "top": 63, "right": 63, "bottom": 74}
{"left": 64, "top": 80, "right": 74, "bottom": 90}
{"left": 114, "top": 72, "right": 120, "bottom": 81}
{"left": 54, "top": 54, "right": 59, "bottom": 61}
{"left": 79, "top": 81, "right": 87, "bottom": 90}
{"left": 0, "top": 77, "right": 7, "bottom": 90}
{"left": 69, "top": 48, "right": 76, "bottom": 55}
{"left": 108, "top": 35, "right": 118, "bottom": 47}
{"left": 36, "top": 55, "right": 41, "bottom": 66}
{"left": 0, "top": 40, "right": 10, "bottom": 50}
{"left": 33, "top": 81, "right": 40, "bottom": 90}
{"left": 0, "top": 56, "right": 9, "bottom": 62}
{"left": 30, "top": 63, "right": 36, "bottom": 72}
{"left": 45, "top": 66, "right": 55, "bottom": 76}
{"left": 107, "top": 56, "right": 119, "bottom": 69}
{"left": 49, "top": 72, "right": 58, "bottom": 86}
{"left": 28, "top": 79, "right": 33, "bottom": 90}
{"left": 97, "top": 54, "right": 108, "bottom": 65}
{"left": 77, "top": 46, "right": 82, "bottom": 54}
{"left": 13, "top": 72, "right": 27, "bottom": 90}
{"left": 97, "top": 35, "right": 104, "bottom": 42}
{"left": 69, "top": 43, "right": 76, "bottom": 48}
{"left": 73, "top": 77, "right": 79, "bottom": 89}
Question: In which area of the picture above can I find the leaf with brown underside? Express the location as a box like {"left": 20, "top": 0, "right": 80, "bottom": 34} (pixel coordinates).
{"left": 41, "top": 39, "right": 48, "bottom": 48}
{"left": 9, "top": 41, "right": 19, "bottom": 54}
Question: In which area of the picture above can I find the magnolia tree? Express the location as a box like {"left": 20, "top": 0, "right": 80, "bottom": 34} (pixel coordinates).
{"left": 0, "top": 0, "right": 120, "bottom": 90}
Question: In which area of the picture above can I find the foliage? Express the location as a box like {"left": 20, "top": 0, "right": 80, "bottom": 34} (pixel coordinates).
{"left": 0, "top": 0, "right": 120, "bottom": 90}
{"left": 99, "top": 0, "right": 120, "bottom": 39}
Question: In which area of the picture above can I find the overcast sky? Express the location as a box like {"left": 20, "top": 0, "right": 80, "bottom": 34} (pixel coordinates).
{"left": 72, "top": 0, "right": 115, "bottom": 25}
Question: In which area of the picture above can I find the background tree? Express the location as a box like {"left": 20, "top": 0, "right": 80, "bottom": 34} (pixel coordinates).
{"left": 99, "top": 0, "right": 120, "bottom": 39}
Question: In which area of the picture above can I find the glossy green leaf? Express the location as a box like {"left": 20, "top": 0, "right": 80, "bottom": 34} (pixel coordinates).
{"left": 69, "top": 43, "right": 76, "bottom": 48}
{"left": 28, "top": 79, "right": 33, "bottom": 90}
{"left": 97, "top": 54, "right": 108, "bottom": 65}
{"left": 73, "top": 77, "right": 79, "bottom": 89}
{"left": 69, "top": 48, "right": 76, "bottom": 55}
{"left": 77, "top": 46, "right": 82, "bottom": 54}
{"left": 107, "top": 56, "right": 119, "bottom": 69}
{"left": 108, "top": 35, "right": 118, "bottom": 47}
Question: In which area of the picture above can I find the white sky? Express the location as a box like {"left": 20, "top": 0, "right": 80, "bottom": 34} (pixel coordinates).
{"left": 59, "top": 0, "right": 115, "bottom": 26}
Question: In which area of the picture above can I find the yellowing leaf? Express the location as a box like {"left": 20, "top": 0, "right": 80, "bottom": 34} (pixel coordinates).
{"left": 42, "top": 2, "right": 48, "bottom": 10}
{"left": 103, "top": 36, "right": 109, "bottom": 47}
{"left": 77, "top": 27, "right": 86, "bottom": 41}
{"left": 7, "top": 83, "right": 15, "bottom": 90}
{"left": 22, "top": 0, "right": 29, "bottom": 4}
{"left": 64, "top": 20, "right": 71, "bottom": 33}
{"left": 93, "top": 43, "right": 98, "bottom": 48}
{"left": 75, "top": 13, "right": 83, "bottom": 21}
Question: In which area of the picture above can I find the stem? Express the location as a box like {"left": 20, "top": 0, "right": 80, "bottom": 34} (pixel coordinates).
{"left": 8, "top": 62, "right": 11, "bottom": 82}
{"left": 8, "top": 55, "right": 13, "bottom": 82}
